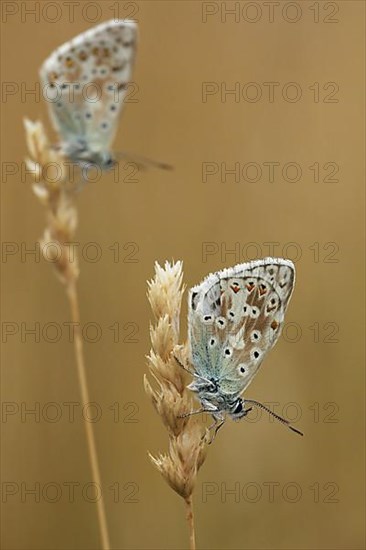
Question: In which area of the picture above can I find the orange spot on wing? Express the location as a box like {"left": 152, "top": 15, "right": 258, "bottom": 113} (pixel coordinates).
{"left": 271, "top": 320, "right": 279, "bottom": 330}
{"left": 246, "top": 282, "right": 255, "bottom": 292}
{"left": 49, "top": 72, "right": 59, "bottom": 83}
{"left": 230, "top": 285, "right": 240, "bottom": 294}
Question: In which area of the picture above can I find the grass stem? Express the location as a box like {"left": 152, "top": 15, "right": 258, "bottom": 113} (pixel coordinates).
{"left": 185, "top": 495, "right": 196, "bottom": 550}
{"left": 66, "top": 273, "right": 110, "bottom": 550}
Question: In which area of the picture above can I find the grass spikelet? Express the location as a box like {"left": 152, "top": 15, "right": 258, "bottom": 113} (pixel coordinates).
{"left": 145, "top": 261, "right": 208, "bottom": 550}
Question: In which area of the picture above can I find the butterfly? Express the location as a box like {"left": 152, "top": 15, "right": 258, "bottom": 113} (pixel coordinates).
{"left": 181, "top": 258, "right": 303, "bottom": 441}
{"left": 40, "top": 19, "right": 137, "bottom": 170}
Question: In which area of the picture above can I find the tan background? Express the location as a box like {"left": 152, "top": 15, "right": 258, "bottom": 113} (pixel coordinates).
{"left": 1, "top": 1, "right": 365, "bottom": 549}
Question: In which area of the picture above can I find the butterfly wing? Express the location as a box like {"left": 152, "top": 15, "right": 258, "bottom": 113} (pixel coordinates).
{"left": 40, "top": 19, "right": 137, "bottom": 158}
{"left": 188, "top": 258, "right": 295, "bottom": 397}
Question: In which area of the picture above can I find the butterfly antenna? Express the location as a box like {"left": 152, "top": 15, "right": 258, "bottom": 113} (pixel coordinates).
{"left": 116, "top": 151, "right": 173, "bottom": 171}
{"left": 245, "top": 399, "right": 304, "bottom": 437}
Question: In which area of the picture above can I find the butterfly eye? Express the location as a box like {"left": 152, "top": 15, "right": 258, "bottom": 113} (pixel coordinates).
{"left": 250, "top": 330, "right": 261, "bottom": 342}
{"left": 233, "top": 400, "right": 243, "bottom": 414}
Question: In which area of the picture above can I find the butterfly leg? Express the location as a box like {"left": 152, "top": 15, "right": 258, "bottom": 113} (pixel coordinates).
{"left": 205, "top": 416, "right": 225, "bottom": 444}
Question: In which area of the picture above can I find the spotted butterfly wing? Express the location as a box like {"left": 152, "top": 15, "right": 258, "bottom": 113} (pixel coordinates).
{"left": 40, "top": 19, "right": 137, "bottom": 167}
{"left": 188, "top": 258, "right": 295, "bottom": 398}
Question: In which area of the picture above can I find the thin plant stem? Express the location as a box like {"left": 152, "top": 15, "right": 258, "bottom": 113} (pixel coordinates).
{"left": 185, "top": 495, "right": 196, "bottom": 550}
{"left": 24, "top": 120, "right": 111, "bottom": 549}
{"left": 66, "top": 280, "right": 110, "bottom": 550}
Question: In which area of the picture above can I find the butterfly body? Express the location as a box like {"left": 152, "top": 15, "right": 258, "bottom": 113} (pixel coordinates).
{"left": 187, "top": 377, "right": 249, "bottom": 421}
{"left": 40, "top": 19, "right": 137, "bottom": 170}
{"left": 187, "top": 258, "right": 296, "bottom": 429}
{"left": 60, "top": 140, "right": 116, "bottom": 171}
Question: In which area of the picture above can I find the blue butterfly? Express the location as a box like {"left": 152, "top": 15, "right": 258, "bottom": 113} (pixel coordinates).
{"left": 182, "top": 258, "right": 303, "bottom": 441}
{"left": 40, "top": 20, "right": 137, "bottom": 170}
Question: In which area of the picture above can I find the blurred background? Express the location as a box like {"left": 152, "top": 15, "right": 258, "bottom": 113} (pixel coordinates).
{"left": 1, "top": 1, "right": 365, "bottom": 549}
